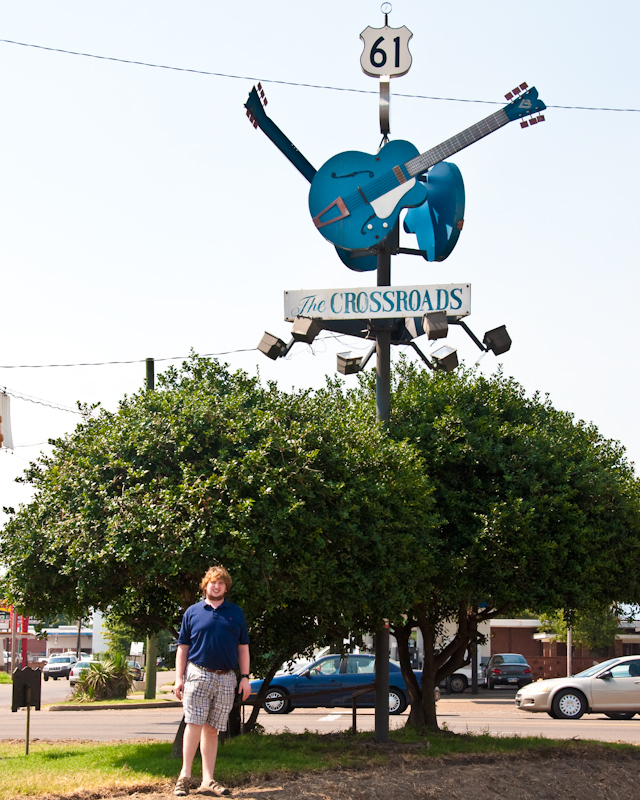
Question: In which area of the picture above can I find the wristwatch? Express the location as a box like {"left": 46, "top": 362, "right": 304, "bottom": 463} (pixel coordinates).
{"left": 241, "top": 674, "right": 250, "bottom": 679}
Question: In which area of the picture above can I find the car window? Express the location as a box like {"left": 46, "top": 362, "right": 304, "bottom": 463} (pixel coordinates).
{"left": 576, "top": 658, "right": 620, "bottom": 678}
{"left": 501, "top": 654, "right": 527, "bottom": 664}
{"left": 346, "top": 656, "right": 375, "bottom": 674}
{"left": 50, "top": 657, "right": 71, "bottom": 664}
{"left": 608, "top": 661, "right": 640, "bottom": 678}
{"left": 313, "top": 657, "right": 341, "bottom": 675}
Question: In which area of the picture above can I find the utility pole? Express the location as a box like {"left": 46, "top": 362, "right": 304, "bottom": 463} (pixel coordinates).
{"left": 144, "top": 357, "right": 158, "bottom": 700}
{"left": 373, "top": 227, "right": 397, "bottom": 744}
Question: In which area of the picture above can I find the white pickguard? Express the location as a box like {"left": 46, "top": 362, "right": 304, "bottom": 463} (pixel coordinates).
{"left": 370, "top": 178, "right": 416, "bottom": 219}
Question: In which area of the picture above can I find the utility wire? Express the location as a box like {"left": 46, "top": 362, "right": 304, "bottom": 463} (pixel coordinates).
{"left": 3, "top": 388, "right": 82, "bottom": 415}
{"left": 0, "top": 38, "right": 637, "bottom": 113}
{"left": 0, "top": 347, "right": 259, "bottom": 370}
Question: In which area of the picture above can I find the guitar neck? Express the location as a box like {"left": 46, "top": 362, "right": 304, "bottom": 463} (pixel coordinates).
{"left": 404, "top": 107, "right": 510, "bottom": 177}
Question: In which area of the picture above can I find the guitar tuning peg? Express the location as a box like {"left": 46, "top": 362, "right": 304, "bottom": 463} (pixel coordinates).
{"left": 520, "top": 120, "right": 529, "bottom": 128}
{"left": 263, "top": 97, "right": 268, "bottom": 106}
{"left": 537, "top": 115, "right": 546, "bottom": 123}
{"left": 512, "top": 87, "right": 521, "bottom": 96}
{"left": 253, "top": 119, "right": 258, "bottom": 129}
{"left": 529, "top": 117, "right": 538, "bottom": 125}
{"left": 505, "top": 92, "right": 514, "bottom": 101}
{"left": 257, "top": 82, "right": 262, "bottom": 92}
{"left": 519, "top": 82, "right": 528, "bottom": 91}
{"left": 246, "top": 109, "right": 252, "bottom": 119}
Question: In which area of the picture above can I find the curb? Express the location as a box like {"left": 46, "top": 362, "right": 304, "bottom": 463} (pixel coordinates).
{"left": 47, "top": 700, "right": 182, "bottom": 711}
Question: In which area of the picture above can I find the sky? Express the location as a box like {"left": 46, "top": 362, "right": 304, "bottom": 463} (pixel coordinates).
{"left": 1, "top": 0, "right": 639, "bottom": 524}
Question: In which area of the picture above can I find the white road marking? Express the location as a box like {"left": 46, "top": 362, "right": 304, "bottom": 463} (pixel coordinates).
{"left": 317, "top": 714, "right": 342, "bottom": 721}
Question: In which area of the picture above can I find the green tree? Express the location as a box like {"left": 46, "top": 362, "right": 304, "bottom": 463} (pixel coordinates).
{"left": 1, "top": 356, "right": 438, "bottom": 727}
{"left": 340, "top": 360, "right": 640, "bottom": 731}
{"left": 538, "top": 607, "right": 621, "bottom": 651}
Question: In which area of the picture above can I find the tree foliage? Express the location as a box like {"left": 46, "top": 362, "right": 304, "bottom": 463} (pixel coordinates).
{"left": 538, "top": 607, "right": 622, "bottom": 651}
{"left": 344, "top": 360, "right": 640, "bottom": 729}
{"left": 0, "top": 356, "right": 438, "bottom": 716}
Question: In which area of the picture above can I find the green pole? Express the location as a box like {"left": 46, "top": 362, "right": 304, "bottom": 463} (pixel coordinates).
{"left": 144, "top": 358, "right": 158, "bottom": 700}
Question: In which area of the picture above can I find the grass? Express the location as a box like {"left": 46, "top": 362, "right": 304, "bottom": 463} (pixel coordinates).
{"left": 0, "top": 673, "right": 12, "bottom": 684}
{"left": 1, "top": 727, "right": 638, "bottom": 800}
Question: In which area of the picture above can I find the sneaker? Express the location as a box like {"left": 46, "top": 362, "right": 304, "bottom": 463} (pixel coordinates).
{"left": 174, "top": 776, "right": 191, "bottom": 796}
{"left": 197, "top": 780, "right": 230, "bottom": 796}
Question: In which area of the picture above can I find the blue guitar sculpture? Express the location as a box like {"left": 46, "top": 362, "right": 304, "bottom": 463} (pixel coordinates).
{"left": 404, "top": 162, "right": 465, "bottom": 262}
{"left": 308, "top": 86, "right": 546, "bottom": 251}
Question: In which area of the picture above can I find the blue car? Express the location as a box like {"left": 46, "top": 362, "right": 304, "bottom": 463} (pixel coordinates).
{"left": 249, "top": 653, "right": 422, "bottom": 715}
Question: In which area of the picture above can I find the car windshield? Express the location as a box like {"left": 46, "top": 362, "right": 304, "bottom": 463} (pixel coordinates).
{"left": 496, "top": 654, "right": 528, "bottom": 664}
{"left": 50, "top": 657, "right": 71, "bottom": 664}
{"left": 574, "top": 658, "right": 621, "bottom": 678}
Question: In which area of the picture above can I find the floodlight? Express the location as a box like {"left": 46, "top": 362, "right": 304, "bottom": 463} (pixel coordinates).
{"left": 431, "top": 345, "right": 459, "bottom": 373}
{"left": 483, "top": 325, "right": 512, "bottom": 356}
{"left": 258, "top": 332, "right": 287, "bottom": 360}
{"left": 291, "top": 316, "right": 322, "bottom": 344}
{"left": 336, "top": 352, "right": 362, "bottom": 375}
{"left": 423, "top": 311, "right": 448, "bottom": 340}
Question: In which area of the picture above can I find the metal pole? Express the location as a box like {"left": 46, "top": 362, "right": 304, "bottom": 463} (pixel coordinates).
{"left": 144, "top": 357, "right": 158, "bottom": 700}
{"left": 566, "top": 626, "right": 573, "bottom": 677}
{"left": 373, "top": 229, "right": 396, "bottom": 744}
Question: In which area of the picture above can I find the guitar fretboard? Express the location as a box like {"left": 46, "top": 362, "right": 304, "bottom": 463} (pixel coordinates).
{"left": 404, "top": 108, "right": 510, "bottom": 177}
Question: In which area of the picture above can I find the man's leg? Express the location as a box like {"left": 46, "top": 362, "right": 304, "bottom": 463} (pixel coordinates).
{"left": 200, "top": 724, "right": 219, "bottom": 784}
{"left": 180, "top": 723, "right": 203, "bottom": 779}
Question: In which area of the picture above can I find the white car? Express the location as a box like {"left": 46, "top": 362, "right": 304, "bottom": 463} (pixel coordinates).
{"left": 515, "top": 655, "right": 640, "bottom": 719}
{"left": 43, "top": 654, "right": 77, "bottom": 681}
{"left": 69, "top": 660, "right": 98, "bottom": 687}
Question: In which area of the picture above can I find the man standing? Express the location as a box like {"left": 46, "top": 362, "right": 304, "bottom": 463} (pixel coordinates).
{"left": 174, "top": 566, "right": 251, "bottom": 797}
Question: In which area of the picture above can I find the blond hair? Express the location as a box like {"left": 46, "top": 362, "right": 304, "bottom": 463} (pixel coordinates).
{"left": 200, "top": 566, "right": 232, "bottom": 595}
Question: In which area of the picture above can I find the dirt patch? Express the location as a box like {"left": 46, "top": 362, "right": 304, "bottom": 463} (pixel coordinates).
{"left": 20, "top": 744, "right": 640, "bottom": 800}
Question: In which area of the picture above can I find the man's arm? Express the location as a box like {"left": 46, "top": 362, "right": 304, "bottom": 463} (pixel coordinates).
{"left": 237, "top": 644, "right": 251, "bottom": 701}
{"left": 174, "top": 644, "right": 189, "bottom": 701}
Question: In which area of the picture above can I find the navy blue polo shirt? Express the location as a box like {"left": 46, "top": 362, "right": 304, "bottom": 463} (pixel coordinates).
{"left": 177, "top": 599, "right": 249, "bottom": 671}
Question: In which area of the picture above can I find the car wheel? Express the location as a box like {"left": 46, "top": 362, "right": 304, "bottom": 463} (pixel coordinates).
{"left": 263, "top": 688, "right": 291, "bottom": 714}
{"left": 53, "top": 677, "right": 58, "bottom": 681}
{"left": 547, "top": 709, "right": 558, "bottom": 719}
{"left": 487, "top": 678, "right": 495, "bottom": 691}
{"left": 552, "top": 689, "right": 587, "bottom": 720}
{"left": 389, "top": 688, "right": 407, "bottom": 715}
{"left": 449, "top": 675, "right": 467, "bottom": 694}
{"left": 604, "top": 711, "right": 636, "bottom": 720}
{"left": 44, "top": 676, "right": 49, "bottom": 682}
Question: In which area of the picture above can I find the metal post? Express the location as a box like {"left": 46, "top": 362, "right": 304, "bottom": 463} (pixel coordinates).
{"left": 144, "top": 357, "right": 158, "bottom": 700}
{"left": 471, "top": 643, "right": 478, "bottom": 695}
{"left": 566, "top": 626, "right": 573, "bottom": 677}
{"left": 374, "top": 230, "right": 396, "bottom": 743}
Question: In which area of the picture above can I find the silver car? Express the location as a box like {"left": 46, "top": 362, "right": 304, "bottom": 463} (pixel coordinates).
{"left": 515, "top": 655, "right": 640, "bottom": 719}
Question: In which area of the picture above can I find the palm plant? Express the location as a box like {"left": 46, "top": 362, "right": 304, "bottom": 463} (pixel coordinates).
{"left": 73, "top": 653, "right": 134, "bottom": 701}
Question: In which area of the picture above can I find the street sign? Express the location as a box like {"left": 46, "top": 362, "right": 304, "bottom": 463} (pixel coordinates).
{"left": 285, "top": 283, "right": 470, "bottom": 322}
{"left": 360, "top": 24, "right": 413, "bottom": 78}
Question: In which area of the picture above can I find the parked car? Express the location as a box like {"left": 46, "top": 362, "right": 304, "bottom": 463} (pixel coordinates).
{"left": 516, "top": 655, "right": 640, "bottom": 719}
{"left": 43, "top": 654, "right": 77, "bottom": 681}
{"left": 483, "top": 653, "right": 533, "bottom": 689}
{"left": 440, "top": 663, "right": 486, "bottom": 693}
{"left": 128, "top": 661, "right": 143, "bottom": 680}
{"left": 249, "top": 653, "right": 422, "bottom": 715}
{"left": 69, "top": 660, "right": 98, "bottom": 686}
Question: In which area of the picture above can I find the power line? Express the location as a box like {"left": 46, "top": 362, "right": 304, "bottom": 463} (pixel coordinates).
{"left": 0, "top": 38, "right": 637, "bottom": 113}
{"left": 0, "top": 347, "right": 259, "bottom": 370}
{"left": 2, "top": 388, "right": 82, "bottom": 415}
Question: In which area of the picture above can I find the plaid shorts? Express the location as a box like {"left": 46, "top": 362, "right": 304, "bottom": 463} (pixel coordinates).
{"left": 182, "top": 662, "right": 237, "bottom": 730}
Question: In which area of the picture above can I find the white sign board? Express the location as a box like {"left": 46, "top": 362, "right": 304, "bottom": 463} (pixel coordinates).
{"left": 285, "top": 284, "right": 470, "bottom": 322}
{"left": 130, "top": 641, "right": 144, "bottom": 657}
{"left": 360, "top": 25, "right": 413, "bottom": 78}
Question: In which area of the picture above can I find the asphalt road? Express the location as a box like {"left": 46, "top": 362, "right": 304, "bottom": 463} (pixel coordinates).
{"left": 3, "top": 685, "right": 640, "bottom": 745}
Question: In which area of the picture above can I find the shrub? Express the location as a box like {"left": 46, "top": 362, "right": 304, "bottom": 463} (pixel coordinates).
{"left": 73, "top": 653, "right": 134, "bottom": 701}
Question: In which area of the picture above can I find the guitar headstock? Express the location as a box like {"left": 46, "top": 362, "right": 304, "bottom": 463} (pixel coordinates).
{"left": 503, "top": 84, "right": 547, "bottom": 127}
{"left": 245, "top": 83, "right": 269, "bottom": 129}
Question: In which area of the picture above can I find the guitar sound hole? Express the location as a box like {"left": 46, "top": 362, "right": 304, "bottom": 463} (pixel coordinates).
{"left": 331, "top": 170, "right": 375, "bottom": 180}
